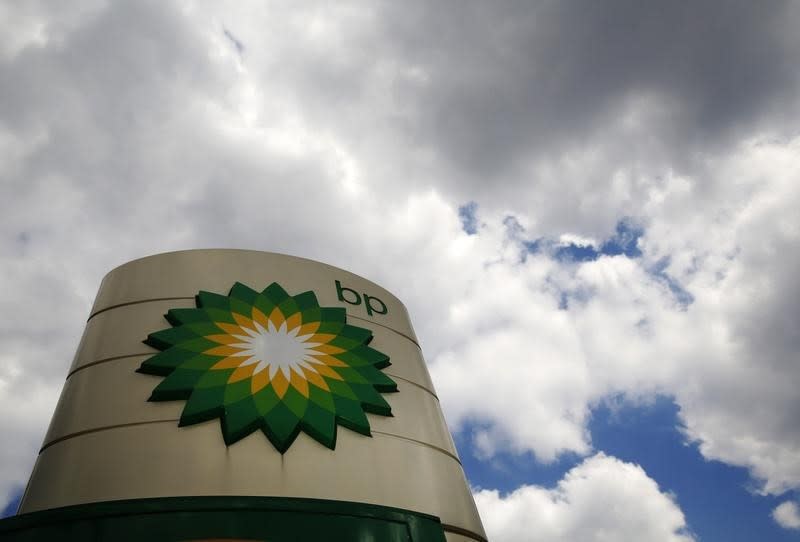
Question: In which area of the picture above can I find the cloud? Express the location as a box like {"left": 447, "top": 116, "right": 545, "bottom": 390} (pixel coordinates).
{"left": 359, "top": 1, "right": 800, "bottom": 228}
{"left": 773, "top": 501, "right": 800, "bottom": 530}
{"left": 430, "top": 136, "right": 800, "bottom": 497}
{"left": 474, "top": 453, "right": 694, "bottom": 542}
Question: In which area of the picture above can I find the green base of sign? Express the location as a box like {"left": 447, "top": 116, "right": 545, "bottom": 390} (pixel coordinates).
{"left": 0, "top": 496, "right": 448, "bottom": 541}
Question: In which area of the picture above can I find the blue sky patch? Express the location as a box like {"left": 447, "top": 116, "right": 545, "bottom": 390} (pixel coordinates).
{"left": 648, "top": 257, "right": 695, "bottom": 307}
{"left": 599, "top": 220, "right": 644, "bottom": 258}
{"left": 552, "top": 219, "right": 644, "bottom": 262}
{"left": 458, "top": 201, "right": 480, "bottom": 235}
{"left": 454, "top": 422, "right": 585, "bottom": 493}
{"left": 1, "top": 489, "right": 20, "bottom": 518}
{"left": 589, "top": 397, "right": 795, "bottom": 542}
{"left": 454, "top": 398, "right": 797, "bottom": 541}
{"left": 519, "top": 218, "right": 644, "bottom": 263}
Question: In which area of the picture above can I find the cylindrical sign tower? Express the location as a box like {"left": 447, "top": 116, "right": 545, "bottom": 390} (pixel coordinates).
{"left": 0, "top": 250, "right": 486, "bottom": 542}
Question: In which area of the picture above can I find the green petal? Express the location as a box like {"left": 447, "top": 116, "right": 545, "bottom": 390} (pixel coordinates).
{"left": 253, "top": 293, "right": 277, "bottom": 317}
{"left": 319, "top": 307, "right": 346, "bottom": 324}
{"left": 180, "top": 386, "right": 226, "bottom": 426}
{"left": 229, "top": 297, "right": 252, "bottom": 318}
{"left": 196, "top": 369, "right": 232, "bottom": 389}
{"left": 170, "top": 337, "right": 220, "bottom": 354}
{"left": 145, "top": 327, "right": 200, "bottom": 349}
{"left": 354, "top": 366, "right": 398, "bottom": 392}
{"left": 149, "top": 367, "right": 206, "bottom": 401}
{"left": 327, "top": 335, "right": 363, "bottom": 351}
{"left": 293, "top": 291, "right": 319, "bottom": 311}
{"left": 282, "top": 386, "right": 309, "bottom": 418}
{"left": 222, "top": 396, "right": 262, "bottom": 445}
{"left": 351, "top": 345, "right": 390, "bottom": 366}
{"left": 138, "top": 348, "right": 193, "bottom": 375}
{"left": 203, "top": 307, "right": 237, "bottom": 325}
{"left": 316, "top": 321, "right": 345, "bottom": 335}
{"left": 263, "top": 402, "right": 301, "bottom": 453}
{"left": 330, "top": 366, "right": 369, "bottom": 385}
{"left": 336, "top": 324, "right": 373, "bottom": 343}
{"left": 350, "top": 383, "right": 393, "bottom": 416}
{"left": 223, "top": 378, "right": 253, "bottom": 404}
{"left": 326, "top": 379, "right": 358, "bottom": 400}
{"left": 176, "top": 353, "right": 221, "bottom": 371}
{"left": 197, "top": 291, "right": 231, "bottom": 310}
{"left": 277, "top": 297, "right": 300, "bottom": 318}
{"left": 166, "top": 308, "right": 212, "bottom": 326}
{"left": 262, "top": 283, "right": 290, "bottom": 305}
{"left": 252, "top": 385, "right": 281, "bottom": 416}
{"left": 301, "top": 403, "right": 337, "bottom": 449}
{"left": 183, "top": 322, "right": 228, "bottom": 336}
{"left": 300, "top": 307, "right": 322, "bottom": 323}
{"left": 334, "top": 396, "right": 371, "bottom": 437}
{"left": 228, "top": 282, "right": 259, "bottom": 305}
{"left": 308, "top": 384, "right": 336, "bottom": 412}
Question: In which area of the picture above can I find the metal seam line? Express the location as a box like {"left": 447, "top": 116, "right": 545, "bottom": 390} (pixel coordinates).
{"left": 441, "top": 524, "right": 489, "bottom": 542}
{"left": 383, "top": 372, "right": 439, "bottom": 400}
{"left": 40, "top": 421, "right": 462, "bottom": 467}
{"left": 39, "top": 419, "right": 180, "bottom": 453}
{"left": 88, "top": 297, "right": 195, "bottom": 321}
{"left": 369, "top": 431, "right": 461, "bottom": 465}
{"left": 66, "top": 353, "right": 154, "bottom": 379}
{"left": 348, "top": 313, "right": 420, "bottom": 347}
{"left": 66, "top": 355, "right": 439, "bottom": 399}
{"left": 87, "top": 298, "right": 421, "bottom": 347}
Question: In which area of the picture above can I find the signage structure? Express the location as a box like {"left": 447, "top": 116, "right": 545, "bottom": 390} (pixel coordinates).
{"left": 0, "top": 250, "right": 486, "bottom": 542}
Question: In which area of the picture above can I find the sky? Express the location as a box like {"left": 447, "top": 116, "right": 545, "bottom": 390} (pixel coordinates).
{"left": 1, "top": 1, "right": 800, "bottom": 540}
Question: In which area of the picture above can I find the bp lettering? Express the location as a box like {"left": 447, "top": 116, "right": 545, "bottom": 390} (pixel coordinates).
{"left": 335, "top": 280, "right": 388, "bottom": 317}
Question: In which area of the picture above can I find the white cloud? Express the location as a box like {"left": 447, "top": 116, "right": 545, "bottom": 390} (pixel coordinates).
{"left": 773, "top": 501, "right": 800, "bottom": 530}
{"left": 0, "top": 366, "right": 60, "bottom": 508}
{"left": 557, "top": 234, "right": 598, "bottom": 249}
{"left": 474, "top": 453, "right": 694, "bottom": 542}
{"left": 431, "top": 137, "right": 800, "bottom": 496}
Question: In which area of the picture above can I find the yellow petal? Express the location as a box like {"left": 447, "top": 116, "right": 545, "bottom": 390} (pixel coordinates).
{"left": 233, "top": 312, "right": 256, "bottom": 332}
{"left": 290, "top": 369, "right": 309, "bottom": 398}
{"left": 205, "top": 334, "right": 242, "bottom": 345}
{"left": 302, "top": 367, "right": 330, "bottom": 391}
{"left": 268, "top": 307, "right": 286, "bottom": 329}
{"left": 251, "top": 307, "right": 269, "bottom": 328}
{"left": 312, "top": 363, "right": 343, "bottom": 381}
{"left": 206, "top": 345, "right": 247, "bottom": 357}
{"left": 310, "top": 344, "right": 346, "bottom": 355}
{"left": 310, "top": 354, "right": 348, "bottom": 367}
{"left": 251, "top": 367, "right": 271, "bottom": 394}
{"left": 228, "top": 364, "right": 255, "bottom": 383}
{"left": 215, "top": 322, "right": 246, "bottom": 336}
{"left": 297, "top": 322, "right": 321, "bottom": 336}
{"left": 285, "top": 312, "right": 302, "bottom": 332}
{"left": 308, "top": 333, "right": 336, "bottom": 344}
{"left": 211, "top": 356, "right": 248, "bottom": 370}
{"left": 272, "top": 371, "right": 289, "bottom": 398}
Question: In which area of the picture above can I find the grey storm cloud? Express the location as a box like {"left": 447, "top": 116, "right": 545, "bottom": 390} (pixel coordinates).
{"left": 369, "top": 0, "right": 800, "bottom": 179}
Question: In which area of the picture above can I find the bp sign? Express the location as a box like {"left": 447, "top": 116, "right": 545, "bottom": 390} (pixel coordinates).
{"left": 138, "top": 281, "right": 398, "bottom": 452}
{"left": 1, "top": 250, "right": 486, "bottom": 542}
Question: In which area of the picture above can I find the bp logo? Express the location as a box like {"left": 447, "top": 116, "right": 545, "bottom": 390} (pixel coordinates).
{"left": 137, "top": 282, "right": 398, "bottom": 453}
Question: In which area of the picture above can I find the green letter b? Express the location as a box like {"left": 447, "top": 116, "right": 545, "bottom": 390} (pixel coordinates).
{"left": 336, "top": 280, "right": 361, "bottom": 306}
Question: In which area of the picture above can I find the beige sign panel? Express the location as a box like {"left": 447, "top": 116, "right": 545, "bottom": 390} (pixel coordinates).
{"left": 17, "top": 250, "right": 486, "bottom": 542}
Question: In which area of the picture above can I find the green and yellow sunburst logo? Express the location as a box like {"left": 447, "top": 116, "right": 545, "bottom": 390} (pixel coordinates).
{"left": 137, "top": 282, "right": 398, "bottom": 453}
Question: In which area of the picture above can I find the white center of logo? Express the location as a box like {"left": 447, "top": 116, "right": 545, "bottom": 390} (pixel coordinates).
{"left": 229, "top": 320, "right": 322, "bottom": 379}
